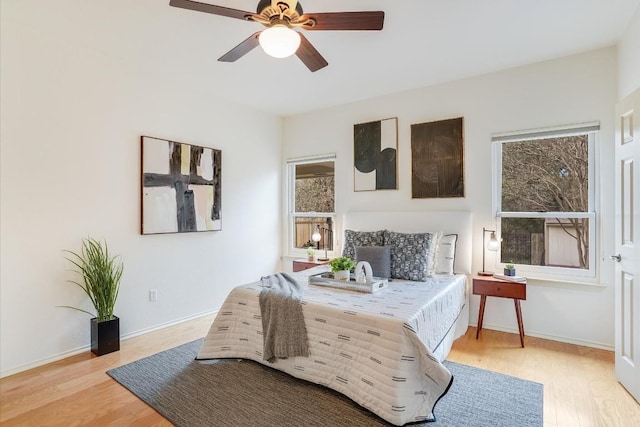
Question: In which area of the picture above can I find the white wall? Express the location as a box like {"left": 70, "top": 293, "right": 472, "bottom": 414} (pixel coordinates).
{"left": 283, "top": 48, "right": 618, "bottom": 349}
{"left": 0, "top": 3, "right": 282, "bottom": 376}
{"left": 618, "top": 4, "right": 640, "bottom": 98}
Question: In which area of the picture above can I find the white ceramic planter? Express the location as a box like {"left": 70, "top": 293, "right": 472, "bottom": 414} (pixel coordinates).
{"left": 334, "top": 270, "right": 350, "bottom": 281}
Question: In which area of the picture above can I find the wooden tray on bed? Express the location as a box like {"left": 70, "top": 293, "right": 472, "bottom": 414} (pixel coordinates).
{"left": 308, "top": 272, "right": 388, "bottom": 293}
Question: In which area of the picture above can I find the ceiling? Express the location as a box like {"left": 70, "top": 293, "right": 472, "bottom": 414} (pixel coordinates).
{"left": 15, "top": 0, "right": 640, "bottom": 116}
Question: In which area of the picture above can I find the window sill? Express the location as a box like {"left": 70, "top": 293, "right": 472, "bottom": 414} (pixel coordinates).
{"left": 525, "top": 276, "right": 607, "bottom": 291}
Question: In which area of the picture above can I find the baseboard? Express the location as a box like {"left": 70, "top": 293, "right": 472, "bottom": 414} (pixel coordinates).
{"left": 120, "top": 308, "right": 218, "bottom": 341}
{"left": 471, "top": 322, "right": 614, "bottom": 352}
{"left": 0, "top": 309, "right": 219, "bottom": 379}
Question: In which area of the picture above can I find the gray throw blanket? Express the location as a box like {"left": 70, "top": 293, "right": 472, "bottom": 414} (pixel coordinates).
{"left": 259, "top": 273, "right": 310, "bottom": 363}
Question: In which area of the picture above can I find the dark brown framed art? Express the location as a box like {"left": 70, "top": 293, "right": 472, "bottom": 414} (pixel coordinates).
{"left": 411, "top": 117, "right": 464, "bottom": 199}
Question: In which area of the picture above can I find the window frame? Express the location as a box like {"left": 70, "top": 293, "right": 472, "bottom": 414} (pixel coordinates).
{"left": 492, "top": 123, "right": 599, "bottom": 281}
{"left": 286, "top": 154, "right": 336, "bottom": 257}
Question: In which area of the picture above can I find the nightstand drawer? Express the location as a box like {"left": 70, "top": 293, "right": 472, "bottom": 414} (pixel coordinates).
{"left": 293, "top": 259, "right": 329, "bottom": 272}
{"left": 473, "top": 279, "right": 526, "bottom": 300}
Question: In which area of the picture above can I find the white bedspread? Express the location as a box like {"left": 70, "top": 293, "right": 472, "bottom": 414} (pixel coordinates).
{"left": 197, "top": 267, "right": 467, "bottom": 426}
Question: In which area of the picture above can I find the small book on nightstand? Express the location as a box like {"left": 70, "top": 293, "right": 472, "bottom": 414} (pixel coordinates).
{"left": 492, "top": 274, "right": 527, "bottom": 283}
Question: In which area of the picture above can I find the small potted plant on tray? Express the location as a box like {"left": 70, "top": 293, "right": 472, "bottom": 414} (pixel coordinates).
{"left": 329, "top": 256, "right": 356, "bottom": 281}
{"left": 60, "top": 238, "right": 123, "bottom": 356}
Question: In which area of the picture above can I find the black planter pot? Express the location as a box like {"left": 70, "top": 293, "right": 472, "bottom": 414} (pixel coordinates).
{"left": 91, "top": 316, "right": 120, "bottom": 356}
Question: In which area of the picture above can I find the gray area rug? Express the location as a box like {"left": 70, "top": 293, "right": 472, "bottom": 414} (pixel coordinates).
{"left": 108, "top": 339, "right": 542, "bottom": 426}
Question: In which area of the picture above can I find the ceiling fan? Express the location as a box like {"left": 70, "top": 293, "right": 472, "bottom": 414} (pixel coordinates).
{"left": 169, "top": 0, "right": 385, "bottom": 72}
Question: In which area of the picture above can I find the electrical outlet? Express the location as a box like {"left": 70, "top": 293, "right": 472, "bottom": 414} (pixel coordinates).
{"left": 149, "top": 289, "right": 158, "bottom": 302}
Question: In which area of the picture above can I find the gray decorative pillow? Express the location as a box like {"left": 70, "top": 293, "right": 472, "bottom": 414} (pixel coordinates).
{"left": 384, "top": 231, "right": 438, "bottom": 281}
{"left": 435, "top": 234, "right": 458, "bottom": 275}
{"left": 355, "top": 246, "right": 392, "bottom": 278}
{"left": 342, "top": 229, "right": 385, "bottom": 260}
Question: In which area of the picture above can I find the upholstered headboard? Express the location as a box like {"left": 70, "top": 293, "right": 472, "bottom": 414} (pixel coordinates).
{"left": 342, "top": 211, "right": 473, "bottom": 275}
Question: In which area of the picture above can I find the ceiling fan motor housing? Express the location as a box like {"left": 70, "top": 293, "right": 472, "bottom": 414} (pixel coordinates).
{"left": 257, "top": 0, "right": 303, "bottom": 16}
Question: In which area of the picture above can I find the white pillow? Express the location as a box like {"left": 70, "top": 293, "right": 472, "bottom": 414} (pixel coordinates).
{"left": 435, "top": 234, "right": 458, "bottom": 275}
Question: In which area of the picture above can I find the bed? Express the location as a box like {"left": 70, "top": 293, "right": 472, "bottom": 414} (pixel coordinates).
{"left": 197, "top": 211, "right": 472, "bottom": 425}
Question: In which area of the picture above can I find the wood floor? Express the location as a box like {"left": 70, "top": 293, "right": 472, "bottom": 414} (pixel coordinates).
{"left": 449, "top": 329, "right": 640, "bottom": 427}
{"left": 1, "top": 315, "right": 638, "bottom": 426}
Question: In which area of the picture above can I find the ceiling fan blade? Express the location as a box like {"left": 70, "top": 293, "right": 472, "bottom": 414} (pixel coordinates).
{"left": 218, "top": 32, "right": 261, "bottom": 62}
{"left": 169, "top": 0, "right": 254, "bottom": 21}
{"left": 296, "top": 33, "right": 328, "bottom": 72}
{"left": 300, "top": 11, "right": 384, "bottom": 31}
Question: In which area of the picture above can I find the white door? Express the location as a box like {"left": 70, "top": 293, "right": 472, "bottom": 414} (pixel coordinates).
{"left": 614, "top": 88, "right": 640, "bottom": 403}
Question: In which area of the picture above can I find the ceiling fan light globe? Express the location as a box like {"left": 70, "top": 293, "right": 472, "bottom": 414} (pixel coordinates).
{"left": 259, "top": 26, "right": 301, "bottom": 58}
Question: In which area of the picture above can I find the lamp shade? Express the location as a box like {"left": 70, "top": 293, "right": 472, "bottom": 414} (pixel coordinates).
{"left": 487, "top": 232, "right": 500, "bottom": 251}
{"left": 259, "top": 25, "right": 301, "bottom": 58}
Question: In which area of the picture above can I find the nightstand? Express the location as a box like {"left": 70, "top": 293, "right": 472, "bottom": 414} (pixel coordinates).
{"left": 473, "top": 275, "right": 527, "bottom": 347}
{"left": 292, "top": 258, "right": 330, "bottom": 272}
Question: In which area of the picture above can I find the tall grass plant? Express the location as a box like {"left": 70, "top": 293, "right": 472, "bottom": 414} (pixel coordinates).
{"left": 61, "top": 238, "right": 123, "bottom": 322}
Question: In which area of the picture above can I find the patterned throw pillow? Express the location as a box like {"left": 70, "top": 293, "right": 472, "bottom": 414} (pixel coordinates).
{"left": 435, "top": 234, "right": 458, "bottom": 275}
{"left": 342, "top": 230, "right": 385, "bottom": 261}
{"left": 384, "top": 231, "right": 439, "bottom": 281}
{"left": 355, "top": 245, "right": 392, "bottom": 278}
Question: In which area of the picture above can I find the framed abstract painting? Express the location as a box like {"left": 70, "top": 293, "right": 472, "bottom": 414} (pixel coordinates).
{"left": 411, "top": 117, "right": 464, "bottom": 199}
{"left": 141, "top": 136, "right": 221, "bottom": 234}
{"left": 353, "top": 117, "right": 398, "bottom": 191}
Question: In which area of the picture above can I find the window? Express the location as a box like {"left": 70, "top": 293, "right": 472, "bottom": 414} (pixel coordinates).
{"left": 493, "top": 123, "right": 598, "bottom": 278}
{"left": 287, "top": 155, "right": 335, "bottom": 255}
